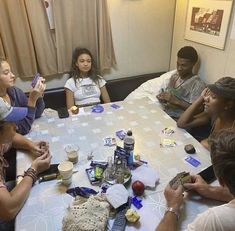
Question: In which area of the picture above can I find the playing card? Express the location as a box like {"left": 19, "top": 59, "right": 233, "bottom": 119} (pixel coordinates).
{"left": 169, "top": 171, "right": 191, "bottom": 189}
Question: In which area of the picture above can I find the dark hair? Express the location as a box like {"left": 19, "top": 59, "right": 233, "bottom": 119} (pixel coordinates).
{"left": 0, "top": 121, "right": 5, "bottom": 130}
{"left": 177, "top": 46, "right": 198, "bottom": 63}
{"left": 208, "top": 77, "right": 235, "bottom": 101}
{"left": 210, "top": 128, "right": 235, "bottom": 196}
{"left": 70, "top": 47, "right": 100, "bottom": 83}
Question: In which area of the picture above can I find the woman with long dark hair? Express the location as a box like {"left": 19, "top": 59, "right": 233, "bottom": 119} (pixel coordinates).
{"left": 64, "top": 48, "right": 110, "bottom": 109}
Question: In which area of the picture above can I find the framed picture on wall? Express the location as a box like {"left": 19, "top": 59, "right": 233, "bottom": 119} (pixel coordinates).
{"left": 184, "top": 0, "right": 233, "bottom": 50}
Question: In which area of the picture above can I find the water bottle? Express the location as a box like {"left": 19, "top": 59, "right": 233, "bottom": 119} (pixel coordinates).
{"left": 124, "top": 130, "right": 135, "bottom": 153}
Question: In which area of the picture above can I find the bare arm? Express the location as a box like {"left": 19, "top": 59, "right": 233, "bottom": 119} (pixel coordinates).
{"left": 156, "top": 91, "right": 191, "bottom": 110}
{"left": 200, "top": 138, "right": 210, "bottom": 150}
{"left": 0, "top": 153, "right": 51, "bottom": 220}
{"left": 155, "top": 212, "right": 179, "bottom": 231}
{"left": 65, "top": 88, "right": 75, "bottom": 109}
{"left": 155, "top": 185, "right": 184, "bottom": 231}
{"left": 184, "top": 175, "right": 233, "bottom": 202}
{"left": 100, "top": 85, "right": 111, "bottom": 103}
{"left": 12, "top": 133, "right": 49, "bottom": 156}
{"left": 177, "top": 96, "right": 210, "bottom": 129}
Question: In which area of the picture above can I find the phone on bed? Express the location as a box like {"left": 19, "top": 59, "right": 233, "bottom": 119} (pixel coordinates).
{"left": 198, "top": 165, "right": 216, "bottom": 184}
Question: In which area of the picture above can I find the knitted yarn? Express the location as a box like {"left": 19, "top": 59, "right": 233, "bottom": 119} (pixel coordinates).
{"left": 62, "top": 195, "right": 110, "bottom": 231}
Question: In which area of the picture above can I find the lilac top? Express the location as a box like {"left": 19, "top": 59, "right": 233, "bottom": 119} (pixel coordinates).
{"left": 7, "top": 86, "right": 45, "bottom": 135}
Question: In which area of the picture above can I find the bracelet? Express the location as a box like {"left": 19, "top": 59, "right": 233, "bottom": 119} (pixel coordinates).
{"left": 24, "top": 167, "right": 37, "bottom": 185}
{"left": 165, "top": 207, "right": 180, "bottom": 221}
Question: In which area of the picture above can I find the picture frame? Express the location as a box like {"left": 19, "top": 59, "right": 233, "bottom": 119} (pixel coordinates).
{"left": 184, "top": 0, "right": 233, "bottom": 50}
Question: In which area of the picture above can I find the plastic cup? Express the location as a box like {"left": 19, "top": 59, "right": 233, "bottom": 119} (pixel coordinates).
{"left": 65, "top": 144, "right": 79, "bottom": 164}
{"left": 58, "top": 161, "right": 73, "bottom": 186}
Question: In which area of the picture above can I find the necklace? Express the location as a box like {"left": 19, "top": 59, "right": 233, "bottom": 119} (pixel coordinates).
{"left": 174, "top": 73, "right": 193, "bottom": 88}
{"left": 1, "top": 94, "right": 11, "bottom": 104}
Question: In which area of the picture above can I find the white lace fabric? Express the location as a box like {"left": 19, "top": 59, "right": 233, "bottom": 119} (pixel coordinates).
{"left": 62, "top": 195, "right": 110, "bottom": 231}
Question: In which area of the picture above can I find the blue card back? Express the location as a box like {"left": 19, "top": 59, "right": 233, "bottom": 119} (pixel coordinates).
{"left": 185, "top": 156, "right": 201, "bottom": 167}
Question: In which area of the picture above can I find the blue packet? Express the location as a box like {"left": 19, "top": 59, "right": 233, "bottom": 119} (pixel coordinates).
{"left": 185, "top": 156, "right": 201, "bottom": 167}
{"left": 110, "top": 103, "right": 120, "bottom": 109}
{"left": 131, "top": 196, "right": 143, "bottom": 209}
{"left": 116, "top": 130, "right": 126, "bottom": 140}
{"left": 66, "top": 186, "right": 98, "bottom": 198}
{"left": 91, "top": 104, "right": 104, "bottom": 113}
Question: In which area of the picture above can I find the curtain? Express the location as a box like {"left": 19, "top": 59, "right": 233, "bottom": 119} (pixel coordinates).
{"left": 0, "top": 0, "right": 115, "bottom": 78}
{"left": 0, "top": 33, "right": 6, "bottom": 59}
{"left": 52, "top": 0, "right": 98, "bottom": 73}
{"left": 97, "top": 0, "right": 116, "bottom": 72}
{"left": 24, "top": 0, "right": 57, "bottom": 75}
{"left": 52, "top": 0, "right": 116, "bottom": 73}
{"left": 0, "top": 0, "right": 37, "bottom": 77}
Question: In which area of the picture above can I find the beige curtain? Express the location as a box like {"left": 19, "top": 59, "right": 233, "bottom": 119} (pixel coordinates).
{"left": 0, "top": 0, "right": 57, "bottom": 77}
{"left": 52, "top": 0, "right": 99, "bottom": 73}
{"left": 52, "top": 0, "right": 116, "bottom": 73}
{"left": 0, "top": 0, "right": 37, "bottom": 77}
{"left": 24, "top": 0, "right": 57, "bottom": 76}
{"left": 0, "top": 33, "right": 6, "bottom": 59}
{"left": 0, "top": 0, "right": 115, "bottom": 77}
{"left": 97, "top": 0, "right": 116, "bottom": 72}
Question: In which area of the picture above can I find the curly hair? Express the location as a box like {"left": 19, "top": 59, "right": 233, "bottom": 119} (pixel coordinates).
{"left": 210, "top": 128, "right": 235, "bottom": 196}
{"left": 70, "top": 48, "right": 101, "bottom": 84}
{"left": 177, "top": 46, "right": 198, "bottom": 63}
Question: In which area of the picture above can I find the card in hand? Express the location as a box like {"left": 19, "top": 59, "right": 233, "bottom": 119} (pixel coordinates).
{"left": 31, "top": 73, "right": 40, "bottom": 88}
{"left": 169, "top": 171, "right": 191, "bottom": 190}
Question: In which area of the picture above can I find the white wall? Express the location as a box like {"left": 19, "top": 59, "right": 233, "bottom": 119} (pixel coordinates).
{"left": 170, "top": 0, "right": 235, "bottom": 84}
{"left": 105, "top": 0, "right": 176, "bottom": 80}
{"left": 15, "top": 0, "right": 176, "bottom": 91}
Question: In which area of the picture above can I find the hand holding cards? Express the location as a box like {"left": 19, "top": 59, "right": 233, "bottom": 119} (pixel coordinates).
{"left": 31, "top": 73, "right": 40, "bottom": 88}
{"left": 169, "top": 171, "right": 191, "bottom": 190}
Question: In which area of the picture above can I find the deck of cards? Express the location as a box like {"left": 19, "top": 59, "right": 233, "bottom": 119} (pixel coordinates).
{"left": 169, "top": 171, "right": 191, "bottom": 190}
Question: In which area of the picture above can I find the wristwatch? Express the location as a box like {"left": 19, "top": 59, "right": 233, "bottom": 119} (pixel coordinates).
{"left": 165, "top": 207, "right": 180, "bottom": 221}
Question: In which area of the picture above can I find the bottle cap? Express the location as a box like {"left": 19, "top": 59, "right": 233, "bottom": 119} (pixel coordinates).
{"left": 127, "top": 130, "right": 132, "bottom": 136}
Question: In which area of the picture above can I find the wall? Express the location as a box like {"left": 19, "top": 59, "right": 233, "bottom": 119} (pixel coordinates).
{"left": 15, "top": 0, "right": 176, "bottom": 91}
{"left": 104, "top": 0, "right": 176, "bottom": 80}
{"left": 170, "top": 0, "right": 235, "bottom": 84}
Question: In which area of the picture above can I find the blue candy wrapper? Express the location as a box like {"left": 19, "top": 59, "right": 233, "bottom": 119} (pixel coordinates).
{"left": 91, "top": 105, "right": 104, "bottom": 113}
{"left": 66, "top": 186, "right": 98, "bottom": 198}
{"left": 185, "top": 156, "right": 201, "bottom": 167}
{"left": 110, "top": 104, "right": 120, "bottom": 109}
{"left": 131, "top": 196, "right": 143, "bottom": 209}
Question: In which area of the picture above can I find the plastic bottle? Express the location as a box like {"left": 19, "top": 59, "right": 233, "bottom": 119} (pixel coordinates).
{"left": 124, "top": 130, "right": 135, "bottom": 153}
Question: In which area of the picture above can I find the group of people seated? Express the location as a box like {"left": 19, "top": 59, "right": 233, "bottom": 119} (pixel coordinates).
{"left": 0, "top": 45, "right": 235, "bottom": 230}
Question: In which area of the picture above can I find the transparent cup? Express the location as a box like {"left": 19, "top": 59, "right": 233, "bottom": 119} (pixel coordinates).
{"left": 65, "top": 144, "right": 79, "bottom": 164}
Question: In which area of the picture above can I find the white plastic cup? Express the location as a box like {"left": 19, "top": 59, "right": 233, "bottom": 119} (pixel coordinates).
{"left": 65, "top": 144, "right": 79, "bottom": 164}
{"left": 58, "top": 161, "right": 73, "bottom": 186}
